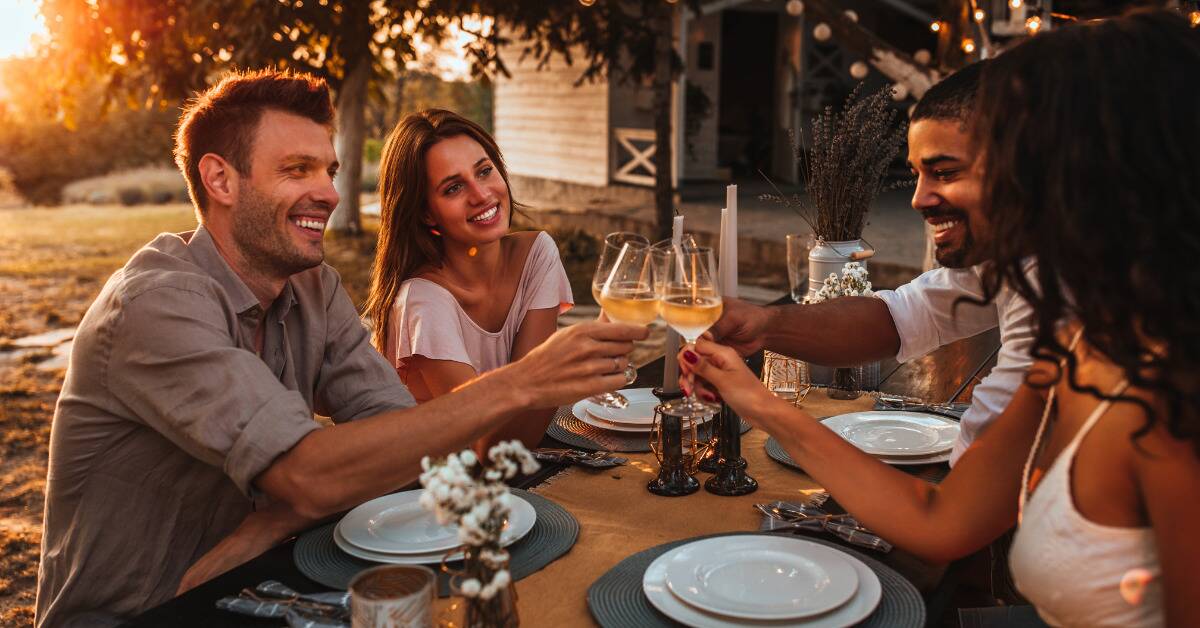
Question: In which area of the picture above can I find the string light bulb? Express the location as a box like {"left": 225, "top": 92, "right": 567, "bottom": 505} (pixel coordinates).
{"left": 974, "top": 9, "right": 986, "bottom": 22}
{"left": 930, "top": 21, "right": 942, "bottom": 32}
{"left": 961, "top": 38, "right": 976, "bottom": 54}
{"left": 849, "top": 61, "right": 869, "bottom": 79}
{"left": 1190, "top": 11, "right": 1200, "bottom": 27}
{"left": 813, "top": 22, "right": 832, "bottom": 42}
{"left": 1009, "top": 0, "right": 1023, "bottom": 8}
{"left": 785, "top": 0, "right": 804, "bottom": 16}
{"left": 578, "top": 0, "right": 594, "bottom": 5}
{"left": 1026, "top": 15, "right": 1042, "bottom": 34}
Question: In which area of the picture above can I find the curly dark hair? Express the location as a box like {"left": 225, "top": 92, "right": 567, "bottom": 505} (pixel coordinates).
{"left": 970, "top": 10, "right": 1200, "bottom": 454}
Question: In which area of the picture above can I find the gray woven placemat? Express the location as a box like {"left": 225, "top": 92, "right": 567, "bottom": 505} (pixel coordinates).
{"left": 547, "top": 405, "right": 751, "bottom": 453}
{"left": 587, "top": 532, "right": 924, "bottom": 627}
{"left": 765, "top": 436, "right": 951, "bottom": 484}
{"left": 294, "top": 489, "right": 577, "bottom": 597}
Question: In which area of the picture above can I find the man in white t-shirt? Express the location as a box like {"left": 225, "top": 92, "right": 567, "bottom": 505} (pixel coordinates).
{"left": 709, "top": 62, "right": 1034, "bottom": 464}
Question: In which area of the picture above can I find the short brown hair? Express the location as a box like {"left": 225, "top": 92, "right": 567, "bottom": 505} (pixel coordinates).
{"left": 173, "top": 69, "right": 334, "bottom": 213}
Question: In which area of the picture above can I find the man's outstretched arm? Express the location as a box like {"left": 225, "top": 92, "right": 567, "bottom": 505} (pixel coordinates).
{"left": 711, "top": 297, "right": 901, "bottom": 366}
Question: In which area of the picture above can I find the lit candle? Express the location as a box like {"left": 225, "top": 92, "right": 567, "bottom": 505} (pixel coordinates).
{"left": 663, "top": 215, "right": 685, "bottom": 394}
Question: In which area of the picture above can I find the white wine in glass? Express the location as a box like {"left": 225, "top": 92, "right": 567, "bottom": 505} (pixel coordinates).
{"left": 659, "top": 289, "right": 723, "bottom": 342}
{"left": 658, "top": 245, "right": 723, "bottom": 416}
{"left": 599, "top": 281, "right": 659, "bottom": 326}
{"left": 588, "top": 232, "right": 650, "bottom": 408}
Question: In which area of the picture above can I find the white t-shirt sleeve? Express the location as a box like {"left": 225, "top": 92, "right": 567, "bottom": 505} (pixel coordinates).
{"left": 388, "top": 281, "right": 474, "bottom": 368}
{"left": 872, "top": 266, "right": 1000, "bottom": 363}
{"left": 523, "top": 231, "right": 575, "bottom": 314}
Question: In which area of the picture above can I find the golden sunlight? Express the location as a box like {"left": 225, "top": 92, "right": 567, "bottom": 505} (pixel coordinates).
{"left": 0, "top": 0, "right": 46, "bottom": 59}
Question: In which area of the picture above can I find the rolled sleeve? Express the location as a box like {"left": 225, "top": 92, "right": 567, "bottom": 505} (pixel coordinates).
{"left": 317, "top": 272, "right": 416, "bottom": 423}
{"left": 226, "top": 389, "right": 320, "bottom": 495}
{"left": 873, "top": 266, "right": 999, "bottom": 363}
{"left": 106, "top": 284, "right": 321, "bottom": 497}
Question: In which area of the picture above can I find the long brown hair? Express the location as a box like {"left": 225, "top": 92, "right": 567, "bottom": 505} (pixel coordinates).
{"left": 365, "top": 109, "right": 517, "bottom": 352}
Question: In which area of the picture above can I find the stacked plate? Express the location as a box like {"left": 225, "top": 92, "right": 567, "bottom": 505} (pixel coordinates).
{"left": 821, "top": 411, "right": 959, "bottom": 465}
{"left": 332, "top": 489, "right": 538, "bottom": 564}
{"left": 642, "top": 536, "right": 882, "bottom": 626}
{"left": 572, "top": 388, "right": 714, "bottom": 434}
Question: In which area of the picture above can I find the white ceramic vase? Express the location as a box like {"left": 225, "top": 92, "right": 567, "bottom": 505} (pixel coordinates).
{"left": 807, "top": 238, "right": 869, "bottom": 301}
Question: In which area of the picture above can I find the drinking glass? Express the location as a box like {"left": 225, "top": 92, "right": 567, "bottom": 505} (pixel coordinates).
{"left": 786, "top": 233, "right": 813, "bottom": 303}
{"left": 350, "top": 565, "right": 435, "bottom": 628}
{"left": 657, "top": 244, "right": 723, "bottom": 416}
{"left": 589, "top": 232, "right": 650, "bottom": 407}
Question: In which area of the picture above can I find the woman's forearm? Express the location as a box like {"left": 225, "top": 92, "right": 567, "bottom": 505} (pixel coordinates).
{"left": 748, "top": 394, "right": 1003, "bottom": 563}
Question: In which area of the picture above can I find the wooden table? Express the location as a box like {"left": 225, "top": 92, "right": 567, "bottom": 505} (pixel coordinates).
{"left": 123, "top": 332, "right": 999, "bottom": 627}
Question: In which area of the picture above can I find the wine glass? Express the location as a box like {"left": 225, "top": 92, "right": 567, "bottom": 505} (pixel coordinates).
{"left": 588, "top": 232, "right": 650, "bottom": 408}
{"left": 657, "top": 244, "right": 723, "bottom": 416}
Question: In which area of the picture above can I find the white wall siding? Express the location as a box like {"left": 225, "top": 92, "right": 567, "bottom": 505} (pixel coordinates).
{"left": 494, "top": 42, "right": 610, "bottom": 187}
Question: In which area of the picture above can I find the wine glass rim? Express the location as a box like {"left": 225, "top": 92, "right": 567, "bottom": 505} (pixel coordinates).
{"left": 604, "top": 231, "right": 650, "bottom": 246}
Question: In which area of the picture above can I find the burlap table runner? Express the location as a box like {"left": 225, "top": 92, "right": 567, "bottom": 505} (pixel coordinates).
{"left": 484, "top": 393, "right": 945, "bottom": 627}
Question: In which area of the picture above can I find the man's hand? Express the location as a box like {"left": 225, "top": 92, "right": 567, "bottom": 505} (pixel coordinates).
{"left": 505, "top": 320, "right": 648, "bottom": 409}
{"left": 177, "top": 503, "right": 319, "bottom": 595}
{"left": 708, "top": 298, "right": 772, "bottom": 357}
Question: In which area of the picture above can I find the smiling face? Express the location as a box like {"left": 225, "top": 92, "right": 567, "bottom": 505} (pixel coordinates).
{"left": 231, "top": 109, "right": 339, "bottom": 277}
{"left": 423, "top": 134, "right": 509, "bottom": 246}
{"left": 907, "top": 118, "right": 983, "bottom": 268}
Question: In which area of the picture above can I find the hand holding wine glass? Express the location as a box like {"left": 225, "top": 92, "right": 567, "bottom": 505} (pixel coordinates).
{"left": 589, "top": 232, "right": 650, "bottom": 407}
{"left": 657, "top": 244, "right": 723, "bottom": 416}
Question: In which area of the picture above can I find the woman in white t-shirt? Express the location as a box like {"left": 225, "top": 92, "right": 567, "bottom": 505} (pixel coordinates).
{"left": 364, "top": 109, "right": 573, "bottom": 452}
{"left": 681, "top": 12, "right": 1199, "bottom": 627}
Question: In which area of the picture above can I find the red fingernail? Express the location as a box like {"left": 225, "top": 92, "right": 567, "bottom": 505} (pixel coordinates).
{"left": 683, "top": 350, "right": 699, "bottom": 364}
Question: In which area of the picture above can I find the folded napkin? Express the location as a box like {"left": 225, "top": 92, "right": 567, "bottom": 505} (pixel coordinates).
{"left": 757, "top": 495, "right": 893, "bottom": 553}
{"left": 532, "top": 448, "right": 628, "bottom": 469}
{"left": 216, "top": 580, "right": 350, "bottom": 628}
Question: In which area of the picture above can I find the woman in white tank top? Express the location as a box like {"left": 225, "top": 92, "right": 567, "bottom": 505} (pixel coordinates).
{"left": 680, "top": 11, "right": 1200, "bottom": 626}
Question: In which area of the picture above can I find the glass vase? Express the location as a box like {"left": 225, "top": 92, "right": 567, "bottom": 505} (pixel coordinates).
{"left": 450, "top": 547, "right": 519, "bottom": 628}
{"left": 826, "top": 366, "right": 865, "bottom": 400}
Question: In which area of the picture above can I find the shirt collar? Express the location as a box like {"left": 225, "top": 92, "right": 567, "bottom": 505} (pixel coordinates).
{"left": 185, "top": 225, "right": 266, "bottom": 317}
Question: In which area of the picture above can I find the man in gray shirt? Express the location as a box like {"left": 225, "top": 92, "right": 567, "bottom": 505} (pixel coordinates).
{"left": 35, "top": 70, "right": 645, "bottom": 627}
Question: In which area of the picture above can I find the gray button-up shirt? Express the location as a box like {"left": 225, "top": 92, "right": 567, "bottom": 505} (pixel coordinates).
{"left": 35, "top": 226, "right": 415, "bottom": 627}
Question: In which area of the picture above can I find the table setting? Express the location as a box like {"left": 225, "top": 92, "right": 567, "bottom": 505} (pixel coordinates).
{"left": 125, "top": 189, "right": 991, "bottom": 628}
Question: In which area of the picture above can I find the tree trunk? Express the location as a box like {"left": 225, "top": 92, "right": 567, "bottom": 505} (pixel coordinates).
{"left": 652, "top": 2, "right": 675, "bottom": 243}
{"left": 330, "top": 54, "right": 369, "bottom": 234}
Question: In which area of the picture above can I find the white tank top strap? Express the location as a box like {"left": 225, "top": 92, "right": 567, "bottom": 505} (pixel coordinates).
{"left": 1018, "top": 329, "right": 1129, "bottom": 517}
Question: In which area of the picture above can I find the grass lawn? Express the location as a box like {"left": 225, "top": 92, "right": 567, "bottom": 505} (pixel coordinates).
{"left": 0, "top": 203, "right": 611, "bottom": 626}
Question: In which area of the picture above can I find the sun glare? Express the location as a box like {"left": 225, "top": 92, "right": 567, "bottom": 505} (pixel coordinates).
{"left": 0, "top": 0, "right": 45, "bottom": 59}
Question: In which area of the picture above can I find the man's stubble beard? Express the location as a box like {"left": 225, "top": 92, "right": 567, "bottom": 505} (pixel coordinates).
{"left": 231, "top": 184, "right": 323, "bottom": 280}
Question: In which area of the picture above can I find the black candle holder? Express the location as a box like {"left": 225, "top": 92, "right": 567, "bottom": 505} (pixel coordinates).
{"left": 648, "top": 387, "right": 700, "bottom": 497}
{"left": 704, "top": 402, "right": 758, "bottom": 496}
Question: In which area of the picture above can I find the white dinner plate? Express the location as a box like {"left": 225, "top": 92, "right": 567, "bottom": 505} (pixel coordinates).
{"left": 662, "top": 536, "right": 859, "bottom": 621}
{"left": 334, "top": 523, "right": 464, "bottom": 565}
{"left": 821, "top": 411, "right": 959, "bottom": 457}
{"left": 339, "top": 489, "right": 536, "bottom": 555}
{"left": 877, "top": 450, "right": 953, "bottom": 466}
{"left": 572, "top": 400, "right": 653, "bottom": 433}
{"left": 585, "top": 388, "right": 659, "bottom": 426}
{"left": 643, "top": 537, "right": 882, "bottom": 627}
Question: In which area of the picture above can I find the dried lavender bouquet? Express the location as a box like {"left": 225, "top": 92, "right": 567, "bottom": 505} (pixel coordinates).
{"left": 763, "top": 83, "right": 907, "bottom": 241}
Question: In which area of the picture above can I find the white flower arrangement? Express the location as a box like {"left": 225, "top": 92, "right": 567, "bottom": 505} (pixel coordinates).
{"left": 419, "top": 440, "right": 540, "bottom": 601}
{"left": 806, "top": 262, "right": 873, "bottom": 303}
